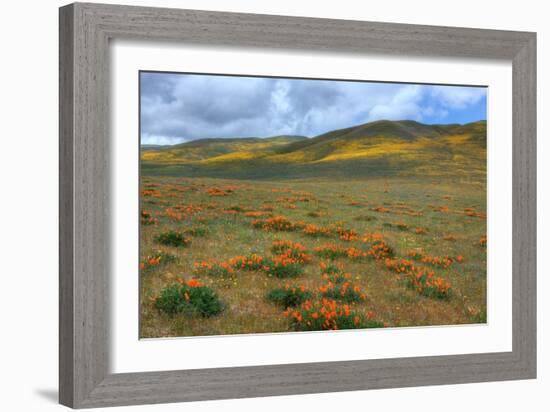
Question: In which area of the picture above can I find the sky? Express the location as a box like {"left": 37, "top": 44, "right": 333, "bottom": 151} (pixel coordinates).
{"left": 140, "top": 72, "right": 487, "bottom": 145}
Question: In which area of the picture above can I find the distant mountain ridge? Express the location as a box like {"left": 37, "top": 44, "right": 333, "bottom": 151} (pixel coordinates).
{"left": 141, "top": 120, "right": 487, "bottom": 180}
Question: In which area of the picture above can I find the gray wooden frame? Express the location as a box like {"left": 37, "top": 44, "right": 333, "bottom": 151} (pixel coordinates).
{"left": 59, "top": 2, "right": 536, "bottom": 408}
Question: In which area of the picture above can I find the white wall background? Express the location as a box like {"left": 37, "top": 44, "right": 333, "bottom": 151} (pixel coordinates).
{"left": 0, "top": 0, "right": 546, "bottom": 411}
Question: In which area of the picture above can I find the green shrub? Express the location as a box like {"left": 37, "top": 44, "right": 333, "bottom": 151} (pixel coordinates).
{"left": 155, "top": 279, "right": 224, "bottom": 317}
{"left": 263, "top": 258, "right": 304, "bottom": 278}
{"left": 267, "top": 286, "right": 312, "bottom": 308}
{"left": 155, "top": 231, "right": 191, "bottom": 247}
{"left": 320, "top": 262, "right": 345, "bottom": 279}
{"left": 319, "top": 265, "right": 366, "bottom": 302}
{"left": 321, "top": 284, "right": 364, "bottom": 302}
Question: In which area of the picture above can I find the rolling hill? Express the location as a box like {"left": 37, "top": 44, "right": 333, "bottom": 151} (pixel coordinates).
{"left": 141, "top": 120, "right": 486, "bottom": 180}
{"left": 141, "top": 135, "right": 307, "bottom": 164}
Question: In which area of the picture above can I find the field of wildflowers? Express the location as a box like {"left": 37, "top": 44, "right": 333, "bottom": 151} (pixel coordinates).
{"left": 139, "top": 176, "right": 487, "bottom": 338}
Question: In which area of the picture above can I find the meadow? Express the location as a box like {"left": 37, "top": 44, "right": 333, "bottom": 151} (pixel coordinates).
{"left": 139, "top": 171, "right": 487, "bottom": 337}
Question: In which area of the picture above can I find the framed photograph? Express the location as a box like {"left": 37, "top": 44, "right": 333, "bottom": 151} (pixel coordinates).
{"left": 59, "top": 2, "right": 536, "bottom": 408}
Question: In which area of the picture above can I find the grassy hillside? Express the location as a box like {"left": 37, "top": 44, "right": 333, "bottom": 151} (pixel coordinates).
{"left": 141, "top": 120, "right": 486, "bottom": 180}
{"left": 141, "top": 135, "right": 307, "bottom": 163}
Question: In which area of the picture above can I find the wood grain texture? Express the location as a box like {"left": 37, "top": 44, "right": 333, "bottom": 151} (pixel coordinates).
{"left": 59, "top": 4, "right": 74, "bottom": 406}
{"left": 512, "top": 35, "right": 537, "bottom": 374}
{"left": 58, "top": 2, "right": 537, "bottom": 408}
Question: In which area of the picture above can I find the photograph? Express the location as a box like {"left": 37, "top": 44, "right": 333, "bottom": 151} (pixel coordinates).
{"left": 1, "top": 0, "right": 541, "bottom": 410}
{"left": 138, "top": 71, "right": 487, "bottom": 338}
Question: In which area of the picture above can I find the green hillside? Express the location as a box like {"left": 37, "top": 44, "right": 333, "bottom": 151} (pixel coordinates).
{"left": 141, "top": 135, "right": 307, "bottom": 164}
{"left": 141, "top": 120, "right": 486, "bottom": 180}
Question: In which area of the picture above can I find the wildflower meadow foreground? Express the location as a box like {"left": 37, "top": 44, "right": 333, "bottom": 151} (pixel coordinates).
{"left": 139, "top": 175, "right": 487, "bottom": 337}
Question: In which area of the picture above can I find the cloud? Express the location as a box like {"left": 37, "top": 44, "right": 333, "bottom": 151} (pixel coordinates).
{"left": 366, "top": 85, "right": 424, "bottom": 121}
{"left": 429, "top": 85, "right": 486, "bottom": 109}
{"left": 140, "top": 73, "right": 486, "bottom": 145}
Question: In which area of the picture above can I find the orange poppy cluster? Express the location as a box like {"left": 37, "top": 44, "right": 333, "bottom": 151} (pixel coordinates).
{"left": 271, "top": 240, "right": 312, "bottom": 263}
{"left": 228, "top": 254, "right": 267, "bottom": 271}
{"left": 176, "top": 278, "right": 202, "bottom": 288}
{"left": 141, "top": 189, "right": 161, "bottom": 197}
{"left": 392, "top": 204, "right": 423, "bottom": 216}
{"left": 284, "top": 298, "right": 383, "bottom": 331}
{"left": 301, "top": 224, "right": 355, "bottom": 240}
{"left": 404, "top": 269, "right": 451, "bottom": 298}
{"left": 195, "top": 244, "right": 311, "bottom": 280}
{"left": 370, "top": 204, "right": 424, "bottom": 216}
{"left": 268, "top": 259, "right": 368, "bottom": 319}
{"left": 479, "top": 235, "right": 487, "bottom": 247}
{"left": 407, "top": 250, "right": 463, "bottom": 269}
{"left": 194, "top": 260, "right": 236, "bottom": 278}
{"left": 314, "top": 244, "right": 352, "bottom": 260}
{"left": 244, "top": 210, "right": 273, "bottom": 218}
{"left": 207, "top": 186, "right": 237, "bottom": 197}
{"left": 276, "top": 195, "right": 312, "bottom": 204}
{"left": 360, "top": 232, "right": 384, "bottom": 243}
{"left": 384, "top": 258, "right": 415, "bottom": 274}
{"left": 164, "top": 204, "right": 204, "bottom": 221}
{"left": 466, "top": 305, "right": 487, "bottom": 322}
{"left": 372, "top": 206, "right": 391, "bottom": 213}
{"left": 139, "top": 251, "right": 175, "bottom": 271}
{"left": 319, "top": 272, "right": 366, "bottom": 302}
{"left": 384, "top": 257, "right": 451, "bottom": 298}
{"left": 155, "top": 230, "right": 192, "bottom": 248}
{"left": 222, "top": 205, "right": 245, "bottom": 214}
{"left": 284, "top": 283, "right": 307, "bottom": 293}
{"left": 313, "top": 238, "right": 393, "bottom": 261}
{"left": 337, "top": 227, "right": 359, "bottom": 241}
{"left": 302, "top": 223, "right": 334, "bottom": 237}
{"left": 250, "top": 214, "right": 363, "bottom": 245}
{"left": 140, "top": 209, "right": 158, "bottom": 225}
{"left": 464, "top": 207, "right": 486, "bottom": 218}
{"left": 365, "top": 239, "right": 395, "bottom": 260}
{"left": 251, "top": 215, "right": 303, "bottom": 232}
